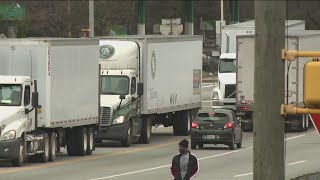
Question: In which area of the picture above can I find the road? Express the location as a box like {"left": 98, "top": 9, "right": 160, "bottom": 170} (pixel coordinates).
{"left": 0, "top": 83, "right": 319, "bottom": 180}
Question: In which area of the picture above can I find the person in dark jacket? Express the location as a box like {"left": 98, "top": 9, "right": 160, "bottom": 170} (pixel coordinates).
{"left": 171, "top": 139, "right": 199, "bottom": 180}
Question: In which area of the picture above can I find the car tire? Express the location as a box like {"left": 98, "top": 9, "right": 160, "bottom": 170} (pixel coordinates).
{"left": 198, "top": 144, "right": 204, "bottom": 148}
{"left": 191, "top": 142, "right": 197, "bottom": 150}
{"left": 229, "top": 136, "right": 235, "bottom": 150}
{"left": 236, "top": 134, "right": 242, "bottom": 148}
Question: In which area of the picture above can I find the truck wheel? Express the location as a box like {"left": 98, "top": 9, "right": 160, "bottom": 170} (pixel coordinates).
{"left": 87, "top": 127, "right": 94, "bottom": 155}
{"left": 12, "top": 138, "right": 25, "bottom": 167}
{"left": 138, "top": 117, "right": 151, "bottom": 144}
{"left": 95, "top": 138, "right": 102, "bottom": 144}
{"left": 173, "top": 111, "right": 191, "bottom": 136}
{"left": 121, "top": 122, "right": 132, "bottom": 147}
{"left": 67, "top": 128, "right": 76, "bottom": 156}
{"left": 39, "top": 132, "right": 50, "bottom": 163}
{"left": 49, "top": 132, "right": 57, "bottom": 162}
{"left": 75, "top": 127, "right": 88, "bottom": 156}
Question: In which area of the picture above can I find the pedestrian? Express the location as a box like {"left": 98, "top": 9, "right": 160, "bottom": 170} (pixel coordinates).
{"left": 170, "top": 139, "right": 199, "bottom": 180}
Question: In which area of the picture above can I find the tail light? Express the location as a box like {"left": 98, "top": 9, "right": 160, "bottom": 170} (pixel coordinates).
{"left": 192, "top": 122, "right": 199, "bottom": 129}
{"left": 240, "top": 106, "right": 248, "bottom": 111}
{"left": 224, "top": 122, "right": 233, "bottom": 129}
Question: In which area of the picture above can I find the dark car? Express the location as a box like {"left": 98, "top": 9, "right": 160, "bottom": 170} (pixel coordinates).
{"left": 190, "top": 108, "right": 243, "bottom": 150}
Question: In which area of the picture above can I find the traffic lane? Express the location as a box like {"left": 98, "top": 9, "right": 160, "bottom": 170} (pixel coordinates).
{"left": 201, "top": 83, "right": 214, "bottom": 108}
{"left": 285, "top": 131, "right": 320, "bottom": 179}
{"left": 86, "top": 133, "right": 255, "bottom": 180}
{"left": 87, "top": 131, "right": 315, "bottom": 180}
{"left": 0, "top": 130, "right": 254, "bottom": 180}
{"left": 232, "top": 129, "right": 319, "bottom": 180}
{"left": 0, "top": 134, "right": 188, "bottom": 180}
{"left": 0, "top": 128, "right": 180, "bottom": 175}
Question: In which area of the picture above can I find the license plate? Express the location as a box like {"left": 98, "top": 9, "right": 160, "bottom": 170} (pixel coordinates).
{"left": 205, "top": 135, "right": 220, "bottom": 139}
{"left": 237, "top": 112, "right": 245, "bottom": 116}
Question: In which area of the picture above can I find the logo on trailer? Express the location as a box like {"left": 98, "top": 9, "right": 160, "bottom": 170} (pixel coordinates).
{"left": 100, "top": 45, "right": 115, "bottom": 59}
{"left": 151, "top": 50, "right": 156, "bottom": 79}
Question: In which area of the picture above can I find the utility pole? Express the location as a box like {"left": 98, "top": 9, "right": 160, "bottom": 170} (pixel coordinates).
{"left": 220, "top": 0, "right": 224, "bottom": 21}
{"left": 89, "top": 0, "right": 94, "bottom": 37}
{"left": 253, "top": 0, "right": 286, "bottom": 180}
{"left": 137, "top": 0, "right": 145, "bottom": 35}
{"left": 185, "top": 0, "right": 193, "bottom": 35}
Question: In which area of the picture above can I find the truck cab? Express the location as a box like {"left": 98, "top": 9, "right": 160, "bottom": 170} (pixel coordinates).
{"left": 0, "top": 75, "right": 39, "bottom": 166}
{"left": 212, "top": 53, "right": 236, "bottom": 109}
{"left": 97, "top": 40, "right": 144, "bottom": 147}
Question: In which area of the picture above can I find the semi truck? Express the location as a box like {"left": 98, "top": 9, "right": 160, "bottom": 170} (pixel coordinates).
{"left": 236, "top": 31, "right": 320, "bottom": 131}
{"left": 212, "top": 20, "right": 306, "bottom": 110}
{"left": 96, "top": 35, "right": 203, "bottom": 146}
{"left": 0, "top": 38, "right": 100, "bottom": 166}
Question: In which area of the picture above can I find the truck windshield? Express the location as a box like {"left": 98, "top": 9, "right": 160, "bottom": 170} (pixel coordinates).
{"left": 219, "top": 58, "right": 236, "bottom": 73}
{"left": 0, "top": 84, "right": 22, "bottom": 106}
{"left": 101, "top": 76, "right": 129, "bottom": 95}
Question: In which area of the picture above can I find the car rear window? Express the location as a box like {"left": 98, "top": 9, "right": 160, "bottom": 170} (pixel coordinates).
{"left": 195, "top": 112, "right": 229, "bottom": 123}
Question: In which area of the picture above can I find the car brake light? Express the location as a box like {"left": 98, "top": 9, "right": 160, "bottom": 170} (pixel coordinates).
{"left": 192, "top": 122, "right": 199, "bottom": 129}
{"left": 240, "top": 106, "right": 248, "bottom": 111}
{"left": 224, "top": 122, "right": 233, "bottom": 129}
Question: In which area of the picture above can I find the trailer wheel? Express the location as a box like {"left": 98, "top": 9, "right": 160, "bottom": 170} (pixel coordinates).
{"left": 49, "top": 132, "right": 57, "bottom": 162}
{"left": 173, "top": 111, "right": 191, "bottom": 136}
{"left": 121, "top": 121, "right": 132, "bottom": 147}
{"left": 87, "top": 127, "right": 94, "bottom": 155}
{"left": 12, "top": 138, "right": 25, "bottom": 167}
{"left": 138, "top": 117, "right": 152, "bottom": 144}
{"left": 39, "top": 132, "right": 50, "bottom": 163}
{"left": 75, "top": 127, "right": 87, "bottom": 156}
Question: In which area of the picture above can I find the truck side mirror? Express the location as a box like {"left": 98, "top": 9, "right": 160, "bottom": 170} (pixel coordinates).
{"left": 137, "top": 83, "right": 143, "bottom": 96}
{"left": 32, "top": 92, "right": 39, "bottom": 108}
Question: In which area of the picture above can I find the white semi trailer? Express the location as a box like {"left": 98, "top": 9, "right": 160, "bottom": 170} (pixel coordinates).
{"left": 0, "top": 38, "right": 100, "bottom": 166}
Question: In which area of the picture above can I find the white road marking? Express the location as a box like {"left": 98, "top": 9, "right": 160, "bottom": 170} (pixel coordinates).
{"left": 90, "top": 132, "right": 312, "bottom": 180}
{"left": 285, "top": 134, "right": 306, "bottom": 140}
{"left": 234, "top": 172, "right": 253, "bottom": 177}
{"left": 201, "top": 100, "right": 212, "bottom": 102}
{"left": 288, "top": 160, "right": 306, "bottom": 166}
{"left": 234, "top": 160, "right": 307, "bottom": 178}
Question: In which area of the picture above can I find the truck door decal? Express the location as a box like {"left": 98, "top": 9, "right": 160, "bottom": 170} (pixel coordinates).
{"left": 151, "top": 50, "right": 156, "bottom": 79}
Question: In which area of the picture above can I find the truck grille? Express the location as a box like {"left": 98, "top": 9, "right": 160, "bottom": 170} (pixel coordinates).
{"left": 100, "top": 107, "right": 112, "bottom": 126}
{"left": 225, "top": 84, "right": 236, "bottom": 98}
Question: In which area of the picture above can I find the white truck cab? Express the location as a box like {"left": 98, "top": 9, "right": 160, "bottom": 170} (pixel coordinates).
{"left": 212, "top": 53, "right": 236, "bottom": 110}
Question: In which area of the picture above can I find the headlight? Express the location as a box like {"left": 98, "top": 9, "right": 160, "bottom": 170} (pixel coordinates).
{"left": 113, "top": 116, "right": 125, "bottom": 124}
{"left": 1, "top": 130, "right": 16, "bottom": 141}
